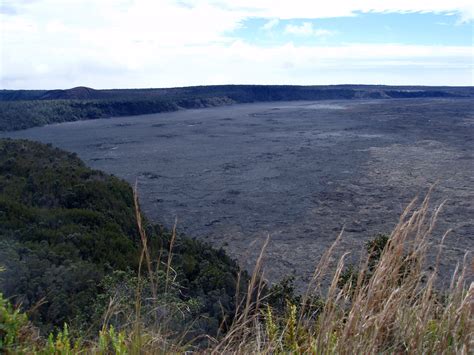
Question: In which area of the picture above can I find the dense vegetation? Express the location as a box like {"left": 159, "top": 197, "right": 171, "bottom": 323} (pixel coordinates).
{"left": 0, "top": 139, "right": 245, "bottom": 338}
{"left": 1, "top": 85, "right": 471, "bottom": 131}
{"left": 0, "top": 97, "right": 233, "bottom": 131}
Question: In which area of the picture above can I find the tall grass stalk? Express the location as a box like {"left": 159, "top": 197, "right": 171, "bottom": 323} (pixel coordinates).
{"left": 213, "top": 192, "right": 472, "bottom": 354}
{"left": 85, "top": 188, "right": 471, "bottom": 354}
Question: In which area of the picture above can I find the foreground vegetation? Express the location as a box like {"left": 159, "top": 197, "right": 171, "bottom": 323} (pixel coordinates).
{"left": 2, "top": 194, "right": 472, "bottom": 353}
{"left": 0, "top": 139, "right": 244, "bottom": 338}
{"left": 216, "top": 196, "right": 472, "bottom": 354}
{"left": 1, "top": 139, "right": 472, "bottom": 353}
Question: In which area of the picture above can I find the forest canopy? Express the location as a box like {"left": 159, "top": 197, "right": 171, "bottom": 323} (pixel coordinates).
{"left": 0, "top": 138, "right": 244, "bottom": 335}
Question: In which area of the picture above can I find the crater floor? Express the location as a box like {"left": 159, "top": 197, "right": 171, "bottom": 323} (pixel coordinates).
{"left": 4, "top": 98, "right": 473, "bottom": 286}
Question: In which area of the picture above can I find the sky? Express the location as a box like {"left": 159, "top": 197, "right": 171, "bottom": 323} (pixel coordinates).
{"left": 0, "top": 0, "right": 473, "bottom": 89}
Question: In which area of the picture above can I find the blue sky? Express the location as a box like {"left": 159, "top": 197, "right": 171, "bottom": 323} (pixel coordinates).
{"left": 234, "top": 13, "right": 473, "bottom": 46}
{"left": 0, "top": 0, "right": 473, "bottom": 89}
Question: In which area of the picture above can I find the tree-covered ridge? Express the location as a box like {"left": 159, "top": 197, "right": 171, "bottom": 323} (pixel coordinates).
{"left": 1, "top": 85, "right": 472, "bottom": 131}
{"left": 0, "top": 139, "right": 243, "bottom": 335}
{"left": 0, "top": 98, "right": 231, "bottom": 131}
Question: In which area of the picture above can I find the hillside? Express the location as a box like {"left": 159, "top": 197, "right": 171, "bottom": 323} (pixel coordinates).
{"left": 0, "top": 138, "right": 244, "bottom": 336}
{"left": 1, "top": 85, "right": 473, "bottom": 131}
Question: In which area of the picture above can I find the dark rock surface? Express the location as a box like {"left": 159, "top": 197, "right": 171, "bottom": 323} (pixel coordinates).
{"left": 3, "top": 98, "right": 473, "bottom": 287}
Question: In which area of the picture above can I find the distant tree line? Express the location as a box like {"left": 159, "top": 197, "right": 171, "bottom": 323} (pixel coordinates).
{"left": 1, "top": 85, "right": 468, "bottom": 131}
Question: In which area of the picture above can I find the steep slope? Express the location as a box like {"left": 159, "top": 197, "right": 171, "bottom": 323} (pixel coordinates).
{"left": 0, "top": 139, "right": 243, "bottom": 335}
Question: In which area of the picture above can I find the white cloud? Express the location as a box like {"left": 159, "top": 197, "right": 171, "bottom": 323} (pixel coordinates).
{"left": 0, "top": 0, "right": 473, "bottom": 88}
{"left": 284, "top": 22, "right": 334, "bottom": 37}
{"left": 183, "top": 0, "right": 474, "bottom": 21}
{"left": 262, "top": 18, "right": 279, "bottom": 31}
{"left": 285, "top": 23, "right": 313, "bottom": 36}
{"left": 2, "top": 40, "right": 472, "bottom": 88}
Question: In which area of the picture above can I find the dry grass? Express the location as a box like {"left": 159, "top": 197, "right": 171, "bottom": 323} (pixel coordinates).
{"left": 210, "top": 192, "right": 473, "bottom": 354}
{"left": 16, "top": 190, "right": 469, "bottom": 353}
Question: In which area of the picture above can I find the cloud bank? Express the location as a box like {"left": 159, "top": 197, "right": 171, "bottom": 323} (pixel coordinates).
{"left": 0, "top": 0, "right": 472, "bottom": 88}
